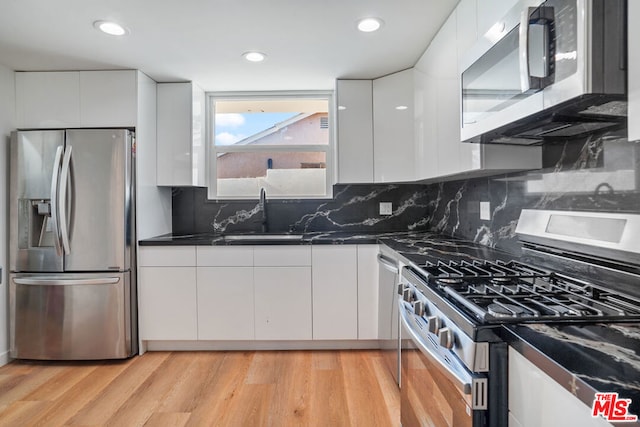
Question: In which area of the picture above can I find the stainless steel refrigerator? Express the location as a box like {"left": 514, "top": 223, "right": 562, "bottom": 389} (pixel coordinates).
{"left": 9, "top": 129, "right": 137, "bottom": 360}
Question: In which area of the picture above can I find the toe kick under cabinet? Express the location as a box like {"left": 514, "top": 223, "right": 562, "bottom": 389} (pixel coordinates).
{"left": 138, "top": 244, "right": 378, "bottom": 349}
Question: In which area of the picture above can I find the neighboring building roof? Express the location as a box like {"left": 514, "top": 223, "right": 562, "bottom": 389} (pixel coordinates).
{"left": 231, "top": 112, "right": 315, "bottom": 146}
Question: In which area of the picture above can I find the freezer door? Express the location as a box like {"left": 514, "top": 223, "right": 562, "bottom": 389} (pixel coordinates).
{"left": 64, "top": 129, "right": 133, "bottom": 271}
{"left": 10, "top": 130, "right": 65, "bottom": 272}
{"left": 9, "top": 272, "right": 134, "bottom": 360}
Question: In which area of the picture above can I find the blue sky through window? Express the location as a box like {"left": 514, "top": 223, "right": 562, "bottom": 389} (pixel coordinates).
{"left": 215, "top": 112, "right": 298, "bottom": 145}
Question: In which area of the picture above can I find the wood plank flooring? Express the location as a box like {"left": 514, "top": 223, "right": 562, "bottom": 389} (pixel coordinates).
{"left": 0, "top": 350, "right": 399, "bottom": 426}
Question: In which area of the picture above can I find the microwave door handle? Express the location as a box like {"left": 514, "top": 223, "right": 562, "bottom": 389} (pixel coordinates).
{"left": 519, "top": 6, "right": 556, "bottom": 93}
{"left": 59, "top": 145, "right": 72, "bottom": 255}
{"left": 49, "top": 145, "right": 64, "bottom": 256}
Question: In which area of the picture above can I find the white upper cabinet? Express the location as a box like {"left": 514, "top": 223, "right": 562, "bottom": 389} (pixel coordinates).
{"left": 16, "top": 72, "right": 81, "bottom": 128}
{"left": 476, "top": 0, "right": 519, "bottom": 39}
{"left": 156, "top": 82, "right": 206, "bottom": 187}
{"left": 79, "top": 70, "right": 137, "bottom": 127}
{"left": 373, "top": 69, "right": 415, "bottom": 183}
{"left": 414, "top": 2, "right": 541, "bottom": 182}
{"left": 336, "top": 80, "right": 374, "bottom": 183}
{"left": 629, "top": 0, "right": 640, "bottom": 142}
{"left": 16, "top": 70, "right": 138, "bottom": 129}
{"left": 455, "top": 0, "right": 477, "bottom": 65}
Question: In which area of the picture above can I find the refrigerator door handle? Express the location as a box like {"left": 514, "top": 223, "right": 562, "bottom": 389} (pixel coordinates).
{"left": 13, "top": 277, "right": 120, "bottom": 286}
{"left": 59, "top": 145, "right": 73, "bottom": 254}
{"left": 50, "top": 145, "right": 64, "bottom": 256}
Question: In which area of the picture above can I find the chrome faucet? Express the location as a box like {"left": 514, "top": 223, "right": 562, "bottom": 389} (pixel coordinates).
{"left": 259, "top": 187, "right": 268, "bottom": 233}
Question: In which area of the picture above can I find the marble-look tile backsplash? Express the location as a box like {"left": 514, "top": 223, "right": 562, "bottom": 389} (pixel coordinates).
{"left": 172, "top": 184, "right": 437, "bottom": 236}
{"left": 173, "top": 127, "right": 639, "bottom": 258}
{"left": 423, "top": 128, "right": 639, "bottom": 255}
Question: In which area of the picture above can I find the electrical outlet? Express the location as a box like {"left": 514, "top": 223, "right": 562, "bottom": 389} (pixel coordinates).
{"left": 480, "top": 201, "right": 491, "bottom": 220}
{"left": 379, "top": 202, "right": 393, "bottom": 216}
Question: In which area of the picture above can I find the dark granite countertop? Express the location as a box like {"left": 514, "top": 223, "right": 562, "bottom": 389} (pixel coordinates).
{"left": 139, "top": 229, "right": 640, "bottom": 419}
{"left": 138, "top": 230, "right": 387, "bottom": 246}
{"left": 504, "top": 323, "right": 640, "bottom": 424}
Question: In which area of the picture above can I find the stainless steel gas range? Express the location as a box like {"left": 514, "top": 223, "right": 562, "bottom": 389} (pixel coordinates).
{"left": 398, "top": 209, "right": 640, "bottom": 427}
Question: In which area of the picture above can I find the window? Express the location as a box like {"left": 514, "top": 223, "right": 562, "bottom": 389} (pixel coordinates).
{"left": 208, "top": 92, "right": 333, "bottom": 199}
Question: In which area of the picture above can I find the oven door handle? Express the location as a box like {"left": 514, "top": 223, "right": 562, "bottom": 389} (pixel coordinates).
{"left": 399, "top": 299, "right": 486, "bottom": 403}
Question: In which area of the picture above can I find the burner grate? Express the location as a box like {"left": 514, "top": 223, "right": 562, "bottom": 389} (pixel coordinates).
{"left": 420, "top": 260, "right": 640, "bottom": 322}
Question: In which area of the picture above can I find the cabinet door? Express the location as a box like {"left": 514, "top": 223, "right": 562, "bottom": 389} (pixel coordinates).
{"left": 253, "top": 245, "right": 311, "bottom": 267}
{"left": 432, "top": 12, "right": 464, "bottom": 177}
{"left": 311, "top": 246, "right": 358, "bottom": 340}
{"left": 138, "top": 246, "right": 196, "bottom": 267}
{"left": 197, "top": 267, "right": 254, "bottom": 340}
{"left": 508, "top": 348, "right": 612, "bottom": 427}
{"left": 414, "top": 65, "right": 438, "bottom": 181}
{"left": 336, "top": 80, "right": 374, "bottom": 183}
{"left": 254, "top": 267, "right": 312, "bottom": 340}
{"left": 357, "top": 245, "right": 379, "bottom": 340}
{"left": 156, "top": 82, "right": 206, "bottom": 186}
{"left": 197, "top": 246, "right": 253, "bottom": 267}
{"left": 373, "top": 69, "right": 415, "bottom": 183}
{"left": 16, "top": 71, "right": 80, "bottom": 128}
{"left": 476, "top": 0, "right": 519, "bottom": 39}
{"left": 456, "top": 0, "right": 477, "bottom": 65}
{"left": 139, "top": 267, "right": 197, "bottom": 340}
{"left": 79, "top": 71, "right": 137, "bottom": 127}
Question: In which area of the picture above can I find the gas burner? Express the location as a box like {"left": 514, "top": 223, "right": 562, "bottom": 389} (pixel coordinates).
{"left": 437, "top": 277, "right": 464, "bottom": 285}
{"left": 487, "top": 303, "right": 526, "bottom": 318}
{"left": 490, "top": 276, "right": 516, "bottom": 284}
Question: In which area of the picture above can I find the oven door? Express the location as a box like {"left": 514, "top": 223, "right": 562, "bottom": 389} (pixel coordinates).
{"left": 399, "top": 300, "right": 488, "bottom": 427}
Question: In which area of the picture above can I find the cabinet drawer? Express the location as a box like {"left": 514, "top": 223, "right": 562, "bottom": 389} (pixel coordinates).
{"left": 138, "top": 246, "right": 196, "bottom": 266}
{"left": 197, "top": 246, "right": 253, "bottom": 266}
{"left": 253, "top": 246, "right": 311, "bottom": 266}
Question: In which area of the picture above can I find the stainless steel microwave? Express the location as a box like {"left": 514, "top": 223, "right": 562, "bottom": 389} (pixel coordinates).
{"left": 460, "top": 0, "right": 626, "bottom": 145}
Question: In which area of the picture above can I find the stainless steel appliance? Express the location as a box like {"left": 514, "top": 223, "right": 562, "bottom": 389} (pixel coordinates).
{"left": 9, "top": 129, "right": 137, "bottom": 360}
{"left": 377, "top": 247, "right": 401, "bottom": 386}
{"left": 460, "top": 0, "right": 626, "bottom": 145}
{"left": 399, "top": 209, "right": 640, "bottom": 426}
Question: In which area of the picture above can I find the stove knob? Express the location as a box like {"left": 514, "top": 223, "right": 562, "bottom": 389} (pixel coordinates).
{"left": 403, "top": 288, "right": 413, "bottom": 302}
{"left": 412, "top": 300, "right": 425, "bottom": 317}
{"left": 438, "top": 327, "right": 454, "bottom": 349}
{"left": 427, "top": 316, "right": 440, "bottom": 334}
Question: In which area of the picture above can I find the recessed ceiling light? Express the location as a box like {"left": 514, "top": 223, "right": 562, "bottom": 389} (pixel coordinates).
{"left": 357, "top": 17, "right": 384, "bottom": 33}
{"left": 338, "top": 105, "right": 347, "bottom": 110}
{"left": 93, "top": 20, "right": 129, "bottom": 36}
{"left": 395, "top": 105, "right": 408, "bottom": 111}
{"left": 243, "top": 51, "right": 267, "bottom": 62}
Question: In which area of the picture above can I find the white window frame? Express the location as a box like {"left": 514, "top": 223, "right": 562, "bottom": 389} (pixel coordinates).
{"left": 207, "top": 90, "right": 336, "bottom": 200}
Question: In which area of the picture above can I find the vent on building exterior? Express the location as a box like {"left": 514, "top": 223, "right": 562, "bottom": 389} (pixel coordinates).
{"left": 320, "top": 117, "right": 329, "bottom": 129}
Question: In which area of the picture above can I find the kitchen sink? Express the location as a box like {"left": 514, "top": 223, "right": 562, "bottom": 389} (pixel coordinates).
{"left": 222, "top": 233, "right": 304, "bottom": 242}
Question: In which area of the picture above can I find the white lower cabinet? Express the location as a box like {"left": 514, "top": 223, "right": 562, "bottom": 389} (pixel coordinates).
{"left": 357, "top": 245, "right": 379, "bottom": 339}
{"left": 254, "top": 267, "right": 312, "bottom": 340}
{"left": 138, "top": 246, "right": 197, "bottom": 341}
{"left": 139, "top": 266, "right": 198, "bottom": 340}
{"left": 312, "top": 245, "right": 358, "bottom": 340}
{"left": 509, "top": 347, "right": 611, "bottom": 427}
{"left": 197, "top": 267, "right": 254, "bottom": 340}
{"left": 139, "top": 244, "right": 378, "bottom": 345}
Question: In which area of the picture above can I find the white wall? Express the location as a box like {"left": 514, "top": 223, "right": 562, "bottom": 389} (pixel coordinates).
{"left": 0, "top": 64, "right": 15, "bottom": 366}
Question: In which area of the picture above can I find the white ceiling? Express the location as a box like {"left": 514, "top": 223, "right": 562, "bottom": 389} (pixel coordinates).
{"left": 0, "top": 0, "right": 458, "bottom": 92}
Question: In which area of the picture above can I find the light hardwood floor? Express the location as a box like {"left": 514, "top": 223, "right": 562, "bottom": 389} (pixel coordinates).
{"left": 0, "top": 350, "right": 399, "bottom": 426}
